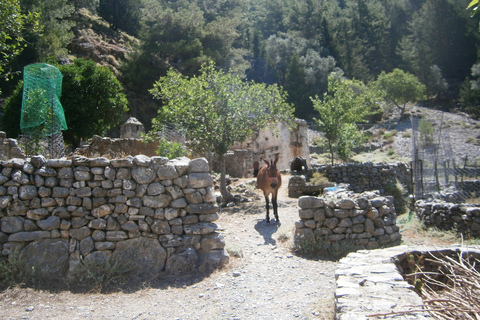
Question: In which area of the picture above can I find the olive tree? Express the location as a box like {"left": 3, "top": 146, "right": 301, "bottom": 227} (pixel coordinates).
{"left": 149, "top": 62, "right": 295, "bottom": 202}
{"left": 374, "top": 68, "right": 426, "bottom": 120}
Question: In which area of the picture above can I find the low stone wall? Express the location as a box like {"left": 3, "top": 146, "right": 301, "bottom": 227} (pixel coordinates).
{"left": 415, "top": 200, "right": 480, "bottom": 237}
{"left": 74, "top": 135, "right": 160, "bottom": 158}
{"left": 288, "top": 162, "right": 410, "bottom": 198}
{"left": 0, "top": 131, "right": 25, "bottom": 160}
{"left": 0, "top": 155, "right": 228, "bottom": 279}
{"left": 294, "top": 190, "right": 402, "bottom": 250}
{"left": 335, "top": 245, "right": 480, "bottom": 319}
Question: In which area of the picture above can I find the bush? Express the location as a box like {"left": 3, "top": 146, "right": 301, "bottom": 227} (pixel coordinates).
{"left": 0, "top": 251, "right": 38, "bottom": 290}
{"left": 156, "top": 137, "right": 185, "bottom": 159}
{"left": 67, "top": 258, "right": 135, "bottom": 292}
{"left": 309, "top": 172, "right": 330, "bottom": 185}
{"left": 384, "top": 178, "right": 409, "bottom": 215}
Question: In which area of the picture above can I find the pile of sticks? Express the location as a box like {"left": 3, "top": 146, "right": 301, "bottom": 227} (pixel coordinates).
{"left": 418, "top": 251, "right": 480, "bottom": 320}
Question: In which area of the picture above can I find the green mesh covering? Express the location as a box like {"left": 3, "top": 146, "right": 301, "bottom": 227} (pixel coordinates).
{"left": 21, "top": 63, "right": 67, "bottom": 134}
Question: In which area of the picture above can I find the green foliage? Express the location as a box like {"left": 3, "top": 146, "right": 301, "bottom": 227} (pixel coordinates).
{"left": 0, "top": 0, "right": 41, "bottom": 82}
{"left": 398, "top": 0, "right": 477, "bottom": 84}
{"left": 337, "top": 123, "right": 363, "bottom": 162}
{"left": 0, "top": 81, "right": 23, "bottom": 138}
{"left": 149, "top": 61, "right": 294, "bottom": 200}
{"left": 309, "top": 172, "right": 330, "bottom": 186}
{"left": 0, "top": 59, "right": 128, "bottom": 147}
{"left": 374, "top": 68, "right": 426, "bottom": 118}
{"left": 156, "top": 137, "right": 185, "bottom": 159}
{"left": 384, "top": 178, "right": 409, "bottom": 215}
{"left": 67, "top": 257, "right": 135, "bottom": 291}
{"left": 0, "top": 251, "right": 38, "bottom": 289}
{"left": 311, "top": 73, "right": 379, "bottom": 165}
{"left": 418, "top": 118, "right": 435, "bottom": 146}
{"left": 98, "top": 0, "right": 142, "bottom": 36}
{"left": 59, "top": 59, "right": 128, "bottom": 146}
{"left": 150, "top": 61, "right": 294, "bottom": 158}
{"left": 27, "top": 0, "right": 75, "bottom": 61}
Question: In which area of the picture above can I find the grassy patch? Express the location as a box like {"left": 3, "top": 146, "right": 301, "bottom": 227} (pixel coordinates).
{"left": 67, "top": 258, "right": 135, "bottom": 292}
{"left": 400, "top": 213, "right": 480, "bottom": 246}
{"left": 0, "top": 251, "right": 38, "bottom": 290}
{"left": 225, "top": 242, "right": 243, "bottom": 258}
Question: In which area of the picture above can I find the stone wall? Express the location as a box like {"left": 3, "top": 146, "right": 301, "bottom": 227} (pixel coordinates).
{"left": 74, "top": 135, "right": 159, "bottom": 159}
{"left": 295, "top": 190, "right": 402, "bottom": 250}
{"left": 0, "top": 131, "right": 25, "bottom": 160}
{"left": 0, "top": 155, "right": 228, "bottom": 279}
{"left": 288, "top": 162, "right": 410, "bottom": 198}
{"left": 415, "top": 200, "right": 480, "bottom": 237}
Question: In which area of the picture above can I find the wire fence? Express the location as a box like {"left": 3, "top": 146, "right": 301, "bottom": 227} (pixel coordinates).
{"left": 156, "top": 123, "right": 185, "bottom": 145}
{"left": 18, "top": 131, "right": 66, "bottom": 159}
{"left": 411, "top": 115, "right": 480, "bottom": 203}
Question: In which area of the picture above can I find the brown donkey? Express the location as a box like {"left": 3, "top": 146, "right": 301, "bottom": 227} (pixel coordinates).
{"left": 256, "top": 155, "right": 282, "bottom": 223}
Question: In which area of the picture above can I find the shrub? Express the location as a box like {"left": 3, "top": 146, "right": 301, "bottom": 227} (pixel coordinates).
{"left": 156, "top": 137, "right": 185, "bottom": 159}
{"left": 309, "top": 172, "right": 330, "bottom": 185}
{"left": 384, "top": 178, "right": 409, "bottom": 215}
{"left": 0, "top": 250, "right": 38, "bottom": 290}
{"left": 67, "top": 258, "right": 135, "bottom": 292}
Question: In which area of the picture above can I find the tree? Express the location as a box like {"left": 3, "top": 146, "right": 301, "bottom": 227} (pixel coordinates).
{"left": 0, "top": 0, "right": 41, "bottom": 84}
{"left": 0, "top": 59, "right": 129, "bottom": 147}
{"left": 311, "top": 73, "right": 378, "bottom": 165}
{"left": 149, "top": 62, "right": 295, "bottom": 202}
{"left": 60, "top": 59, "right": 128, "bottom": 146}
{"left": 374, "top": 68, "right": 426, "bottom": 119}
{"left": 98, "top": 0, "right": 142, "bottom": 36}
{"left": 28, "top": 0, "right": 76, "bottom": 61}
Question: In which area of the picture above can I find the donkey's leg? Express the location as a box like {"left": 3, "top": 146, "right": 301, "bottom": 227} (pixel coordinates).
{"left": 264, "top": 195, "right": 270, "bottom": 223}
{"left": 272, "top": 193, "right": 279, "bottom": 222}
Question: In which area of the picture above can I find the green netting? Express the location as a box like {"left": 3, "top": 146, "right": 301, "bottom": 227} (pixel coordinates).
{"left": 20, "top": 63, "right": 67, "bottom": 134}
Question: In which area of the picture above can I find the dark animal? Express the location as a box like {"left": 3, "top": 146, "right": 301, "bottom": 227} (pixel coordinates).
{"left": 253, "top": 160, "right": 259, "bottom": 177}
{"left": 290, "top": 156, "right": 307, "bottom": 172}
{"left": 256, "top": 155, "right": 282, "bottom": 223}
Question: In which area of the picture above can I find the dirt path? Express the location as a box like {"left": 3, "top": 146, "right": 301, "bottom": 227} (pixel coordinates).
{"left": 0, "top": 176, "right": 337, "bottom": 320}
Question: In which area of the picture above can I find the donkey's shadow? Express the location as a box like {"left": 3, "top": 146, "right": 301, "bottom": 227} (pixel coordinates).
{"left": 254, "top": 219, "right": 279, "bottom": 245}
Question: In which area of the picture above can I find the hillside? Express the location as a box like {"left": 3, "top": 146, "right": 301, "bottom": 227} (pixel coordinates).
{"left": 310, "top": 105, "right": 480, "bottom": 166}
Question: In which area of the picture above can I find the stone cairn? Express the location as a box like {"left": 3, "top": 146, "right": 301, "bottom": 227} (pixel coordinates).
{"left": 415, "top": 200, "right": 480, "bottom": 237}
{"left": 0, "top": 155, "right": 228, "bottom": 279}
{"left": 295, "top": 190, "right": 402, "bottom": 250}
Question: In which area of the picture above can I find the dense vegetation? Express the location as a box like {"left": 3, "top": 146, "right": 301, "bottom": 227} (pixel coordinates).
{"left": 1, "top": 0, "right": 480, "bottom": 146}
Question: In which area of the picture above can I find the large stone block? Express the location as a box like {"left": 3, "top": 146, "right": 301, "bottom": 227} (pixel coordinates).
{"left": 112, "top": 237, "right": 167, "bottom": 279}
{"left": 21, "top": 239, "right": 69, "bottom": 278}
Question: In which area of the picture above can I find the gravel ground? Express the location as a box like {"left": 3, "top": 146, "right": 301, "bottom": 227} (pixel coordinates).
{"left": 392, "top": 106, "right": 480, "bottom": 162}
{"left": 0, "top": 178, "right": 337, "bottom": 320}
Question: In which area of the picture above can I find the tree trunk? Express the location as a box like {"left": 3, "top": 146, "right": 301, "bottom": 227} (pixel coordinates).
{"left": 219, "top": 154, "right": 235, "bottom": 203}
{"left": 328, "top": 141, "right": 335, "bottom": 165}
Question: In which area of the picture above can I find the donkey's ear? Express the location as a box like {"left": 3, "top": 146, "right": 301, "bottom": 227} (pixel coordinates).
{"left": 274, "top": 154, "right": 279, "bottom": 165}
{"left": 263, "top": 158, "right": 270, "bottom": 166}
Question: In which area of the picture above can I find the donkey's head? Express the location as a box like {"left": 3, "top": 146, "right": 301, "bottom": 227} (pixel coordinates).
{"left": 263, "top": 154, "right": 280, "bottom": 189}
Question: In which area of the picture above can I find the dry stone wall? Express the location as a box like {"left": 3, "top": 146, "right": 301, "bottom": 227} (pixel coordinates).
{"left": 415, "top": 200, "right": 480, "bottom": 237}
{"left": 0, "top": 155, "right": 228, "bottom": 279}
{"left": 295, "top": 190, "right": 402, "bottom": 251}
{"left": 288, "top": 162, "right": 410, "bottom": 198}
{"left": 0, "top": 131, "right": 25, "bottom": 160}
